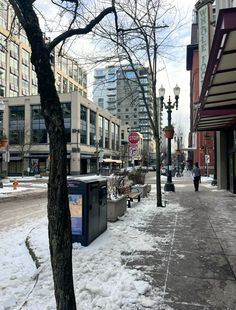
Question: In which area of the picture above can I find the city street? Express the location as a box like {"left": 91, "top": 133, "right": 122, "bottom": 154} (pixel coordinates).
{"left": 0, "top": 195, "right": 47, "bottom": 232}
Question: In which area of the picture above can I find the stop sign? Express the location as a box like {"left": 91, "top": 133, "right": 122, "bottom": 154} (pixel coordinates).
{"left": 128, "top": 132, "right": 140, "bottom": 144}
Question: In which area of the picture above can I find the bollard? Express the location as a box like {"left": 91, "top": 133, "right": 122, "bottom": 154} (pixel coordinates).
{"left": 13, "top": 179, "right": 18, "bottom": 190}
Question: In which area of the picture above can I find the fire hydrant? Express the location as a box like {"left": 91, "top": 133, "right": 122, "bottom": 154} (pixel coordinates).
{"left": 13, "top": 179, "right": 18, "bottom": 190}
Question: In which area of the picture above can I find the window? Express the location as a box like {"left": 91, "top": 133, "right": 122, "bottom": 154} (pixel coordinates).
{"left": 10, "top": 42, "right": 19, "bottom": 60}
{"left": 90, "top": 110, "right": 96, "bottom": 145}
{"left": 22, "top": 49, "right": 30, "bottom": 66}
{"left": 111, "top": 123, "right": 115, "bottom": 150}
{"left": 63, "top": 103, "right": 71, "bottom": 143}
{"left": 115, "top": 124, "right": 119, "bottom": 150}
{"left": 80, "top": 105, "right": 87, "bottom": 144}
{"left": 31, "top": 105, "right": 47, "bottom": 143}
{"left": 105, "top": 119, "right": 109, "bottom": 149}
{"left": 0, "top": 1, "right": 7, "bottom": 27}
{"left": 10, "top": 57, "right": 18, "bottom": 76}
{"left": 9, "top": 106, "right": 25, "bottom": 144}
{"left": 99, "top": 115, "right": 104, "bottom": 148}
{"left": 125, "top": 71, "right": 135, "bottom": 79}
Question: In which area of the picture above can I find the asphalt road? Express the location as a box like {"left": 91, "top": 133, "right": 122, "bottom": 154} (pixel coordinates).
{"left": 0, "top": 171, "right": 157, "bottom": 232}
{"left": 0, "top": 196, "right": 47, "bottom": 232}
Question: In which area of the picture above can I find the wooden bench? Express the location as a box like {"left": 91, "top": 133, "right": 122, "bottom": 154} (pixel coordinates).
{"left": 118, "top": 186, "right": 141, "bottom": 208}
{"left": 127, "top": 190, "right": 141, "bottom": 208}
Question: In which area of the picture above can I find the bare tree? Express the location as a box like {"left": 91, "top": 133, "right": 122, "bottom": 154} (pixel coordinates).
{"left": 94, "top": 0, "right": 183, "bottom": 206}
{"left": 8, "top": 1, "right": 116, "bottom": 308}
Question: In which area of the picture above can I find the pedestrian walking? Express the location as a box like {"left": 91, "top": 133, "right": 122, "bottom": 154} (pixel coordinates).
{"left": 192, "top": 162, "right": 201, "bottom": 191}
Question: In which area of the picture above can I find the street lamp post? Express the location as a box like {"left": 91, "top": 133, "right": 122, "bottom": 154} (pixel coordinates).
{"left": 159, "top": 84, "right": 180, "bottom": 192}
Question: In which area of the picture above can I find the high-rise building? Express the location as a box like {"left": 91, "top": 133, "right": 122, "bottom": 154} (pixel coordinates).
{"left": 0, "top": 0, "right": 87, "bottom": 98}
{"left": 93, "top": 64, "right": 156, "bottom": 164}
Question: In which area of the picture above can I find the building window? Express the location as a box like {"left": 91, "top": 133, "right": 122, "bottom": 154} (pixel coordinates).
{"left": 90, "top": 110, "right": 96, "bottom": 145}
{"left": 31, "top": 105, "right": 47, "bottom": 143}
{"left": 105, "top": 119, "right": 109, "bottom": 149}
{"left": 22, "top": 49, "right": 30, "bottom": 66}
{"left": 10, "top": 57, "right": 18, "bottom": 76}
{"left": 80, "top": 105, "right": 87, "bottom": 144}
{"left": 63, "top": 77, "right": 68, "bottom": 93}
{"left": 111, "top": 123, "right": 115, "bottom": 150}
{"left": 115, "top": 124, "right": 119, "bottom": 150}
{"left": 10, "top": 42, "right": 19, "bottom": 60}
{"left": 125, "top": 71, "right": 136, "bottom": 79}
{"left": 0, "top": 1, "right": 7, "bottom": 27}
{"left": 99, "top": 115, "right": 104, "bottom": 148}
{"left": 63, "top": 102, "right": 71, "bottom": 143}
{"left": 9, "top": 106, "right": 25, "bottom": 144}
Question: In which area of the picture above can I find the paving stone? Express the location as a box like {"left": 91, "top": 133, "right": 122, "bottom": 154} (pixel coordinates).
{"left": 121, "top": 176, "right": 236, "bottom": 309}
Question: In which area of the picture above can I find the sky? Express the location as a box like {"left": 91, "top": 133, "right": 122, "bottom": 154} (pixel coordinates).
{"left": 36, "top": 0, "right": 198, "bottom": 145}
{"left": 0, "top": 173, "right": 213, "bottom": 310}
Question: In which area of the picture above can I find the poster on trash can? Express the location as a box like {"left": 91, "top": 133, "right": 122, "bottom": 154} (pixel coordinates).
{"left": 69, "top": 194, "right": 83, "bottom": 235}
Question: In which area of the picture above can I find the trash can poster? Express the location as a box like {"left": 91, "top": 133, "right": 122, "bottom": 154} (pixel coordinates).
{"left": 69, "top": 194, "right": 83, "bottom": 235}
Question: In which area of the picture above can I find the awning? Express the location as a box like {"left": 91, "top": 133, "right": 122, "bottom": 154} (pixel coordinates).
{"left": 103, "top": 159, "right": 122, "bottom": 164}
{"left": 195, "top": 8, "right": 236, "bottom": 131}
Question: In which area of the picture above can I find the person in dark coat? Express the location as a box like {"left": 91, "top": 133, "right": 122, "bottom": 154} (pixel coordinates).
{"left": 192, "top": 162, "right": 201, "bottom": 191}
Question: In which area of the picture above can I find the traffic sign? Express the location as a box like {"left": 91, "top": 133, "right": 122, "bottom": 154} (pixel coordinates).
{"left": 128, "top": 132, "right": 140, "bottom": 144}
{"left": 205, "top": 154, "right": 210, "bottom": 163}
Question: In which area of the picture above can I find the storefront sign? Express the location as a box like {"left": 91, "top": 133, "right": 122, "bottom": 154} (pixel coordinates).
{"left": 198, "top": 4, "right": 210, "bottom": 94}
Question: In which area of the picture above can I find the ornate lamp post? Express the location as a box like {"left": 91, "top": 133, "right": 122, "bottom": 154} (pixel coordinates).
{"left": 159, "top": 84, "right": 180, "bottom": 192}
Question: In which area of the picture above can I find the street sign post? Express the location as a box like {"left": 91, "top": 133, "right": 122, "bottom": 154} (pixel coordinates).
{"left": 128, "top": 132, "right": 140, "bottom": 144}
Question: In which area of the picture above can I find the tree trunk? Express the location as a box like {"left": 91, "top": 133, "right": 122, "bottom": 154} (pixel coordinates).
{"left": 9, "top": 1, "right": 77, "bottom": 308}
{"left": 33, "top": 42, "right": 76, "bottom": 310}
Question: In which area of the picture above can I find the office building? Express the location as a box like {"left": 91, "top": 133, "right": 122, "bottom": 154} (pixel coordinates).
{"left": 0, "top": 92, "right": 121, "bottom": 175}
{"left": 93, "top": 64, "right": 156, "bottom": 165}
{"left": 0, "top": 0, "right": 87, "bottom": 98}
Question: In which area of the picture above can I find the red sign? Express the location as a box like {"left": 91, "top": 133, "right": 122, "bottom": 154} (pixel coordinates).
{"left": 128, "top": 132, "right": 140, "bottom": 144}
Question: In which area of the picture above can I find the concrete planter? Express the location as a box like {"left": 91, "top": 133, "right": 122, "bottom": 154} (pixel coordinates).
{"left": 131, "top": 184, "right": 148, "bottom": 198}
{"left": 107, "top": 195, "right": 127, "bottom": 222}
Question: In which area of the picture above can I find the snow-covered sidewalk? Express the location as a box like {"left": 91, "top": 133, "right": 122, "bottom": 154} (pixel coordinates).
{"left": 0, "top": 184, "right": 178, "bottom": 310}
